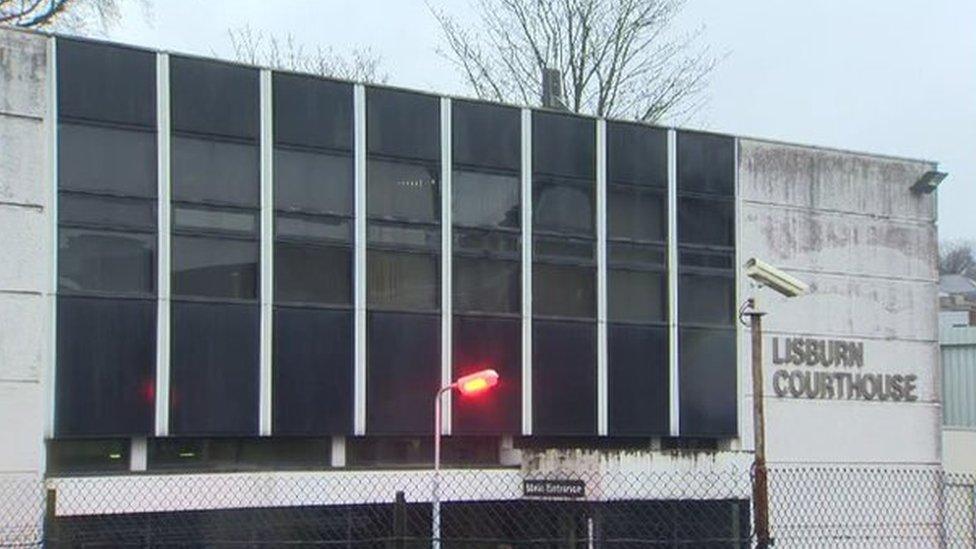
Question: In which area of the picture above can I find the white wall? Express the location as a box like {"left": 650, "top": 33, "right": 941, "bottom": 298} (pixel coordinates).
{"left": 0, "top": 28, "right": 52, "bottom": 545}
{"left": 737, "top": 138, "right": 940, "bottom": 466}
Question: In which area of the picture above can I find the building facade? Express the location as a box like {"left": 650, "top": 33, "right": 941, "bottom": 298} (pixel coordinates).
{"left": 0, "top": 28, "right": 945, "bottom": 543}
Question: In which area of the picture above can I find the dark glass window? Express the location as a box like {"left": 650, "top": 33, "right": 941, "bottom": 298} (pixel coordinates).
{"left": 677, "top": 131, "right": 734, "bottom": 197}
{"left": 171, "top": 136, "right": 260, "bottom": 208}
{"left": 170, "top": 56, "right": 259, "bottom": 140}
{"left": 59, "top": 193, "right": 156, "bottom": 230}
{"left": 367, "top": 312, "right": 440, "bottom": 434}
{"left": 452, "top": 316, "right": 521, "bottom": 434}
{"left": 366, "top": 89, "right": 440, "bottom": 315}
{"left": 533, "top": 263, "right": 595, "bottom": 318}
{"left": 532, "top": 111, "right": 595, "bottom": 179}
{"left": 172, "top": 235, "right": 258, "bottom": 300}
{"left": 453, "top": 257, "right": 519, "bottom": 314}
{"left": 56, "top": 296, "right": 156, "bottom": 437}
{"left": 608, "top": 122, "right": 667, "bottom": 186}
{"left": 367, "top": 251, "right": 439, "bottom": 311}
{"left": 173, "top": 206, "right": 258, "bottom": 235}
{"left": 367, "top": 87, "right": 440, "bottom": 161}
{"left": 452, "top": 100, "right": 520, "bottom": 171}
{"left": 534, "top": 235, "right": 594, "bottom": 262}
{"left": 272, "top": 75, "right": 353, "bottom": 312}
{"left": 346, "top": 436, "right": 499, "bottom": 466}
{"left": 368, "top": 221, "right": 439, "bottom": 250}
{"left": 275, "top": 243, "right": 351, "bottom": 305}
{"left": 59, "top": 229, "right": 155, "bottom": 295}
{"left": 678, "top": 197, "right": 734, "bottom": 247}
{"left": 533, "top": 179, "right": 594, "bottom": 236}
{"left": 277, "top": 214, "right": 351, "bottom": 242}
{"left": 274, "top": 149, "right": 353, "bottom": 215}
{"left": 678, "top": 271, "right": 734, "bottom": 326}
{"left": 57, "top": 38, "right": 156, "bottom": 128}
{"left": 148, "top": 438, "right": 331, "bottom": 471}
{"left": 609, "top": 269, "right": 667, "bottom": 324}
{"left": 274, "top": 307, "right": 353, "bottom": 434}
{"left": 58, "top": 123, "right": 157, "bottom": 197}
{"left": 679, "top": 327, "right": 737, "bottom": 436}
{"left": 453, "top": 229, "right": 520, "bottom": 257}
{"left": 47, "top": 439, "right": 130, "bottom": 475}
{"left": 367, "top": 159, "right": 440, "bottom": 222}
{"left": 273, "top": 73, "right": 353, "bottom": 151}
{"left": 453, "top": 171, "right": 520, "bottom": 229}
{"left": 170, "top": 301, "right": 259, "bottom": 435}
{"left": 608, "top": 323, "right": 669, "bottom": 436}
{"left": 608, "top": 186, "right": 665, "bottom": 242}
{"left": 532, "top": 319, "right": 597, "bottom": 435}
{"left": 609, "top": 241, "right": 666, "bottom": 267}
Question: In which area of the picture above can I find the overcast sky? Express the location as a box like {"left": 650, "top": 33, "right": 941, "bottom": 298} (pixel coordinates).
{"left": 106, "top": 0, "right": 974, "bottom": 241}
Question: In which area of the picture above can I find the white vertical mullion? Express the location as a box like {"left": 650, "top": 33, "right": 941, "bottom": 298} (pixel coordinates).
{"left": 520, "top": 109, "right": 533, "bottom": 436}
{"left": 595, "top": 119, "right": 608, "bottom": 436}
{"left": 733, "top": 137, "right": 744, "bottom": 444}
{"left": 440, "top": 98, "right": 453, "bottom": 435}
{"left": 154, "top": 52, "right": 172, "bottom": 437}
{"left": 353, "top": 84, "right": 367, "bottom": 435}
{"left": 44, "top": 36, "right": 58, "bottom": 440}
{"left": 258, "top": 69, "right": 274, "bottom": 436}
{"left": 667, "top": 129, "right": 679, "bottom": 437}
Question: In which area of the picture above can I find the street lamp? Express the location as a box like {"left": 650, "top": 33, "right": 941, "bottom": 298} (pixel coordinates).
{"left": 432, "top": 368, "right": 500, "bottom": 548}
{"left": 742, "top": 258, "right": 808, "bottom": 549}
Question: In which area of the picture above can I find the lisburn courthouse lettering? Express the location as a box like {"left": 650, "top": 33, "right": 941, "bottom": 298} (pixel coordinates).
{"left": 770, "top": 338, "right": 917, "bottom": 402}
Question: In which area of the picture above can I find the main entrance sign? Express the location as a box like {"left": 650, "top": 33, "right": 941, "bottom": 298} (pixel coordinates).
{"left": 769, "top": 337, "right": 918, "bottom": 402}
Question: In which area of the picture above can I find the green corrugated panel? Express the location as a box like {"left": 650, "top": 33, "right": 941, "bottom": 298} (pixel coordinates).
{"left": 942, "top": 331, "right": 976, "bottom": 427}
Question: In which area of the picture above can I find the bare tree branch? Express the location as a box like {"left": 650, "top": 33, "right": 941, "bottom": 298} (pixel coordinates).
{"left": 940, "top": 240, "right": 976, "bottom": 279}
{"left": 227, "top": 24, "right": 387, "bottom": 84}
{"left": 0, "top": 0, "right": 126, "bottom": 34}
{"left": 431, "top": 0, "right": 718, "bottom": 123}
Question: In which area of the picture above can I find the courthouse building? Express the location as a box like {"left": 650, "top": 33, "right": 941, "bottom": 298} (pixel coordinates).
{"left": 0, "top": 27, "right": 944, "bottom": 543}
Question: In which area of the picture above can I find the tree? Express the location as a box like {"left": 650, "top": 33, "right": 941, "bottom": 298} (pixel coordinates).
{"left": 0, "top": 0, "right": 126, "bottom": 35}
{"left": 940, "top": 240, "right": 976, "bottom": 278}
{"left": 431, "top": 0, "right": 718, "bottom": 123}
{"left": 228, "top": 25, "right": 387, "bottom": 84}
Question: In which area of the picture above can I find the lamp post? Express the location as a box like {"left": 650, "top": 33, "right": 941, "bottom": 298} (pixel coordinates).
{"left": 742, "top": 257, "right": 809, "bottom": 549}
{"left": 432, "top": 368, "right": 499, "bottom": 548}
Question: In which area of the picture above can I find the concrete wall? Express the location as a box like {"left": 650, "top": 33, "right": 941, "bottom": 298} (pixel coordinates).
{"left": 737, "top": 138, "right": 940, "bottom": 466}
{"left": 0, "top": 28, "right": 51, "bottom": 545}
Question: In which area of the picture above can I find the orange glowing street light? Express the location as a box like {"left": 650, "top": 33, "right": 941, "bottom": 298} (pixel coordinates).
{"left": 432, "top": 368, "right": 500, "bottom": 547}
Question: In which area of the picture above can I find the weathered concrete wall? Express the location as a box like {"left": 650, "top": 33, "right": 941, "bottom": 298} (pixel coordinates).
{"left": 737, "top": 139, "right": 940, "bottom": 466}
{"left": 0, "top": 27, "right": 51, "bottom": 545}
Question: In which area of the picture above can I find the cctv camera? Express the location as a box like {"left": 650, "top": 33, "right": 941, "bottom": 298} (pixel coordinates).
{"left": 744, "top": 258, "right": 808, "bottom": 298}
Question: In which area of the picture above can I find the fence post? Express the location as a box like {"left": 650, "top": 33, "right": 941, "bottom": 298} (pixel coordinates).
{"left": 393, "top": 490, "right": 406, "bottom": 549}
{"left": 44, "top": 487, "right": 57, "bottom": 547}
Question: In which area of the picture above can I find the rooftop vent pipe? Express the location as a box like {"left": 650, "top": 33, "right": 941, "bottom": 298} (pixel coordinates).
{"left": 541, "top": 68, "right": 568, "bottom": 111}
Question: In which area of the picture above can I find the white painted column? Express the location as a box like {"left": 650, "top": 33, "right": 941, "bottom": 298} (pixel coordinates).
{"left": 330, "top": 436, "right": 346, "bottom": 467}
{"left": 596, "top": 119, "right": 608, "bottom": 436}
{"left": 520, "top": 108, "right": 533, "bottom": 436}
{"left": 353, "top": 84, "right": 367, "bottom": 435}
{"left": 44, "top": 37, "right": 58, "bottom": 440}
{"left": 440, "top": 98, "right": 453, "bottom": 435}
{"left": 258, "top": 69, "right": 274, "bottom": 436}
{"left": 129, "top": 437, "right": 148, "bottom": 472}
{"left": 667, "top": 129, "right": 679, "bottom": 436}
{"left": 154, "top": 52, "right": 172, "bottom": 437}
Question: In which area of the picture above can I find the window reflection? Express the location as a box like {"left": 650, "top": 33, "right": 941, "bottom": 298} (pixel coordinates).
{"left": 172, "top": 236, "right": 258, "bottom": 299}
{"left": 452, "top": 170, "right": 520, "bottom": 229}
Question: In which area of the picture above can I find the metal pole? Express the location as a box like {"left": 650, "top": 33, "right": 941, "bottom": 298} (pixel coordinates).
{"left": 433, "top": 385, "right": 452, "bottom": 549}
{"left": 746, "top": 299, "right": 771, "bottom": 548}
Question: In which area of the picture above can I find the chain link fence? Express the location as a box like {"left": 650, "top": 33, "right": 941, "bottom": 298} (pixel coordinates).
{"left": 1, "top": 466, "right": 974, "bottom": 547}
